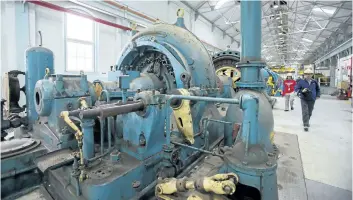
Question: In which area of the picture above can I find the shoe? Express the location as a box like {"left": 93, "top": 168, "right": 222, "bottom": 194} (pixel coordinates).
{"left": 284, "top": 110, "right": 289, "bottom": 112}
{"left": 304, "top": 127, "right": 309, "bottom": 132}
{"left": 291, "top": 107, "right": 294, "bottom": 110}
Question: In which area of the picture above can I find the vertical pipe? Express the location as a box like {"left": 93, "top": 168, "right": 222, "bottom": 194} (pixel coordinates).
{"left": 202, "top": 120, "right": 209, "bottom": 150}
{"left": 100, "top": 118, "right": 104, "bottom": 155}
{"left": 102, "top": 90, "right": 112, "bottom": 149}
{"left": 238, "top": 0, "right": 263, "bottom": 86}
{"left": 81, "top": 119, "right": 95, "bottom": 159}
{"left": 240, "top": 94, "right": 259, "bottom": 145}
{"left": 165, "top": 109, "right": 171, "bottom": 145}
{"left": 74, "top": 177, "right": 81, "bottom": 196}
{"left": 107, "top": 117, "right": 112, "bottom": 148}
{"left": 241, "top": 0, "right": 262, "bottom": 61}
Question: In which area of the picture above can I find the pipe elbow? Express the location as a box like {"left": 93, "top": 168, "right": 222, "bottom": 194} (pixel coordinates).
{"left": 240, "top": 94, "right": 258, "bottom": 110}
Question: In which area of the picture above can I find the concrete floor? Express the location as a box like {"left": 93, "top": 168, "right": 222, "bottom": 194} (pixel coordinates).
{"left": 273, "top": 95, "right": 352, "bottom": 199}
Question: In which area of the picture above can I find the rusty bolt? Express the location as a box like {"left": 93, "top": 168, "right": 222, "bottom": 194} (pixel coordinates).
{"left": 132, "top": 181, "right": 141, "bottom": 188}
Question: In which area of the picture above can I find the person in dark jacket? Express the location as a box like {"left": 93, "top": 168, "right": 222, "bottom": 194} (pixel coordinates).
{"left": 295, "top": 69, "right": 320, "bottom": 132}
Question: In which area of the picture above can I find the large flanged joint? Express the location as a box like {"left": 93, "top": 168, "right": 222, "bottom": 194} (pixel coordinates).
{"left": 236, "top": 61, "right": 267, "bottom": 89}
{"left": 212, "top": 50, "right": 241, "bottom": 89}
{"left": 34, "top": 79, "right": 54, "bottom": 116}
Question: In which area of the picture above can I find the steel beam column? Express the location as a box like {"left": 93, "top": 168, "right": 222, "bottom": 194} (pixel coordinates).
{"left": 329, "top": 56, "right": 336, "bottom": 87}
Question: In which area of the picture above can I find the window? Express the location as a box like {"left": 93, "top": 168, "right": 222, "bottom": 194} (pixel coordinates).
{"left": 66, "top": 13, "right": 95, "bottom": 72}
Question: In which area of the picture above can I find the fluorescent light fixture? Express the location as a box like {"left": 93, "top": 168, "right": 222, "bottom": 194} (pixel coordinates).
{"left": 278, "top": 25, "right": 282, "bottom": 28}
{"left": 302, "top": 38, "right": 313, "bottom": 43}
{"left": 215, "top": 0, "right": 230, "bottom": 10}
{"left": 273, "top": 4, "right": 278, "bottom": 9}
{"left": 312, "top": 7, "right": 336, "bottom": 15}
{"left": 276, "top": 16, "right": 281, "bottom": 20}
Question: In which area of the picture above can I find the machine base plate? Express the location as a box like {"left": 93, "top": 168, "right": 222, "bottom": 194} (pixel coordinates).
{"left": 34, "top": 148, "right": 74, "bottom": 174}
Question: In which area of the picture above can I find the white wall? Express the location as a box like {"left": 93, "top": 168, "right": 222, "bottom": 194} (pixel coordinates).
{"left": 120, "top": 1, "right": 235, "bottom": 50}
{"left": 1, "top": 0, "right": 236, "bottom": 83}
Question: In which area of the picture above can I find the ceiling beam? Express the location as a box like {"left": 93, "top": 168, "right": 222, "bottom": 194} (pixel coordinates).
{"left": 195, "top": 1, "right": 207, "bottom": 11}
{"left": 306, "top": 2, "right": 347, "bottom": 62}
{"left": 181, "top": 1, "right": 239, "bottom": 44}
{"left": 211, "top": 6, "right": 235, "bottom": 23}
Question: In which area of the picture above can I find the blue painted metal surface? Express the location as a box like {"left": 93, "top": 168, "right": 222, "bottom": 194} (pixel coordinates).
{"left": 240, "top": 2, "right": 261, "bottom": 60}
{"left": 221, "top": 93, "right": 278, "bottom": 200}
{"left": 2, "top": 8, "right": 279, "bottom": 200}
{"left": 33, "top": 74, "right": 93, "bottom": 150}
{"left": 116, "top": 21, "right": 218, "bottom": 94}
{"left": 25, "top": 47, "right": 54, "bottom": 127}
{"left": 237, "top": 1, "right": 265, "bottom": 89}
{"left": 220, "top": 1, "right": 279, "bottom": 200}
{"left": 239, "top": 94, "right": 259, "bottom": 145}
{"left": 81, "top": 119, "right": 95, "bottom": 160}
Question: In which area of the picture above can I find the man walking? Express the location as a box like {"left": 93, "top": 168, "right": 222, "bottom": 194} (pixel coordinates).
{"left": 295, "top": 69, "right": 320, "bottom": 131}
{"left": 282, "top": 73, "right": 296, "bottom": 111}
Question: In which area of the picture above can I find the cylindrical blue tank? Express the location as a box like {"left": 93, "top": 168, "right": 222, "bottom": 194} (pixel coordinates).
{"left": 25, "top": 47, "right": 54, "bottom": 126}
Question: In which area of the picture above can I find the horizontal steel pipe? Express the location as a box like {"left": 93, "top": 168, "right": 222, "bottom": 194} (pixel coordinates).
{"left": 78, "top": 101, "right": 145, "bottom": 119}
{"left": 99, "top": 102, "right": 145, "bottom": 118}
{"left": 68, "top": 101, "right": 139, "bottom": 117}
{"left": 167, "top": 95, "right": 240, "bottom": 104}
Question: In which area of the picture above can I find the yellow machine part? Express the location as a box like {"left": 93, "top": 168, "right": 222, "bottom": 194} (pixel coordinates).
{"left": 202, "top": 173, "right": 237, "bottom": 195}
{"left": 215, "top": 66, "right": 241, "bottom": 88}
{"left": 267, "top": 76, "right": 275, "bottom": 87}
{"left": 266, "top": 76, "right": 276, "bottom": 95}
{"left": 187, "top": 195, "right": 203, "bottom": 200}
{"left": 155, "top": 173, "right": 238, "bottom": 200}
{"left": 270, "top": 131, "right": 275, "bottom": 144}
{"left": 172, "top": 89, "right": 195, "bottom": 144}
{"left": 94, "top": 82, "right": 103, "bottom": 100}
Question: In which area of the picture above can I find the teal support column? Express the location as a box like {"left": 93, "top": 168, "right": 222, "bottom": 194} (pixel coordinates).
{"left": 240, "top": 1, "right": 262, "bottom": 60}
{"left": 221, "top": 1, "right": 279, "bottom": 200}
{"left": 237, "top": 0, "right": 266, "bottom": 89}
{"left": 81, "top": 119, "right": 95, "bottom": 159}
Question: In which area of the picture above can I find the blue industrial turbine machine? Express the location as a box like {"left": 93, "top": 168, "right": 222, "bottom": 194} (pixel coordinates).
{"left": 261, "top": 68, "right": 283, "bottom": 97}
{"left": 212, "top": 51, "right": 277, "bottom": 108}
{"left": 1, "top": 3, "right": 278, "bottom": 200}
